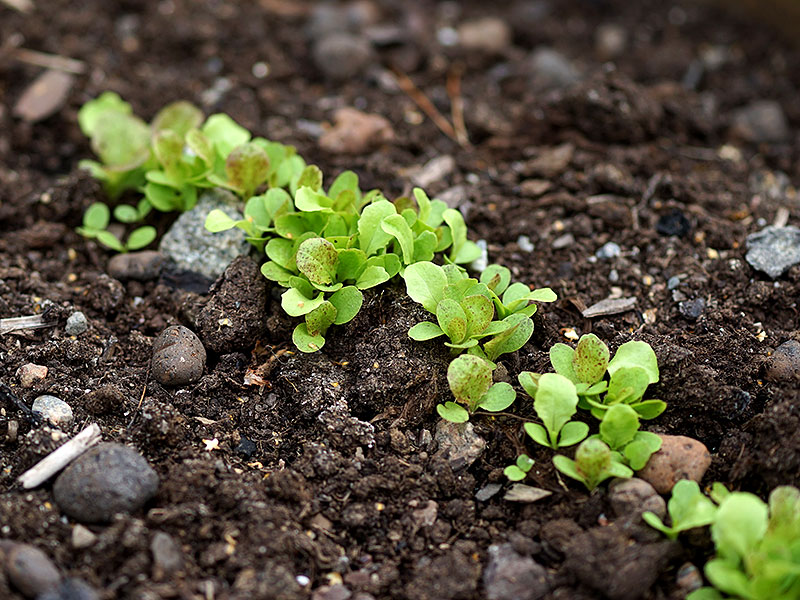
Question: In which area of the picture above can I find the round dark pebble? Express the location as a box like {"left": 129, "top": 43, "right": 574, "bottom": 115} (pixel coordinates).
{"left": 37, "top": 578, "right": 99, "bottom": 600}
{"left": 6, "top": 543, "right": 61, "bottom": 598}
{"left": 107, "top": 251, "right": 164, "bottom": 281}
{"left": 83, "top": 385, "right": 125, "bottom": 415}
{"left": 312, "top": 33, "right": 373, "bottom": 80}
{"left": 656, "top": 209, "right": 691, "bottom": 237}
{"left": 678, "top": 297, "right": 705, "bottom": 320}
{"left": 53, "top": 443, "right": 159, "bottom": 523}
{"left": 151, "top": 325, "right": 206, "bottom": 386}
{"left": 236, "top": 436, "right": 257, "bottom": 459}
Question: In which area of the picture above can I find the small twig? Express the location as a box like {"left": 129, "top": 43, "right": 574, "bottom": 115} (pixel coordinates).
{"left": 0, "top": 313, "right": 56, "bottom": 335}
{"left": 0, "top": 383, "right": 39, "bottom": 425}
{"left": 446, "top": 63, "right": 470, "bottom": 147}
{"left": 391, "top": 68, "right": 461, "bottom": 145}
{"left": 773, "top": 207, "right": 790, "bottom": 228}
{"left": 0, "top": 0, "right": 33, "bottom": 13}
{"left": 17, "top": 423, "right": 102, "bottom": 489}
{"left": 12, "top": 47, "right": 86, "bottom": 75}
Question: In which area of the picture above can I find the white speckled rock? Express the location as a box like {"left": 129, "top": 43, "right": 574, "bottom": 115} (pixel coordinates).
{"left": 31, "top": 395, "right": 73, "bottom": 428}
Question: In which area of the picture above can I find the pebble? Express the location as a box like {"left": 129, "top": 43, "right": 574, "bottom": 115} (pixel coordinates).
{"left": 151, "top": 531, "right": 184, "bottom": 579}
{"left": 519, "top": 179, "right": 551, "bottom": 198}
{"left": 552, "top": 233, "right": 575, "bottom": 250}
{"left": 159, "top": 189, "right": 250, "bottom": 283}
{"left": 409, "top": 155, "right": 455, "bottom": 189}
{"left": 16, "top": 363, "right": 47, "bottom": 388}
{"left": 523, "top": 143, "right": 574, "bottom": 178}
{"left": 675, "top": 562, "right": 703, "bottom": 596}
{"left": 731, "top": 100, "right": 790, "bottom": 143}
{"left": 65, "top": 312, "right": 89, "bottom": 336}
{"left": 31, "top": 395, "right": 74, "bottom": 429}
{"left": 12, "top": 69, "right": 75, "bottom": 123}
{"left": 319, "top": 107, "right": 394, "bottom": 154}
{"left": 608, "top": 478, "right": 666, "bottom": 520}
{"left": 475, "top": 483, "right": 502, "bottom": 502}
{"left": 595, "top": 24, "right": 628, "bottom": 59}
{"left": 83, "top": 385, "right": 125, "bottom": 415}
{"left": 483, "top": 543, "right": 549, "bottom": 600}
{"left": 596, "top": 242, "right": 621, "bottom": 259}
{"left": 656, "top": 210, "right": 691, "bottom": 237}
{"left": 678, "top": 298, "right": 705, "bottom": 320}
{"left": 434, "top": 421, "right": 486, "bottom": 472}
{"left": 457, "top": 17, "right": 512, "bottom": 54}
{"left": 411, "top": 500, "right": 438, "bottom": 529}
{"left": 765, "top": 340, "right": 800, "bottom": 383}
{"left": 745, "top": 225, "right": 800, "bottom": 279}
{"left": 236, "top": 436, "right": 257, "bottom": 459}
{"left": 517, "top": 235, "right": 534, "bottom": 252}
{"left": 53, "top": 442, "right": 159, "bottom": 523}
{"left": 312, "top": 584, "right": 352, "bottom": 600}
{"left": 503, "top": 484, "right": 552, "bottom": 503}
{"left": 70, "top": 525, "right": 97, "bottom": 549}
{"left": 528, "top": 47, "right": 581, "bottom": 90}
{"left": 313, "top": 33, "right": 373, "bottom": 80}
{"left": 151, "top": 325, "right": 206, "bottom": 386}
{"left": 5, "top": 543, "right": 61, "bottom": 598}
{"left": 667, "top": 276, "right": 682, "bottom": 290}
{"left": 637, "top": 434, "right": 711, "bottom": 494}
{"left": 37, "top": 578, "right": 100, "bottom": 600}
{"left": 107, "top": 250, "right": 165, "bottom": 281}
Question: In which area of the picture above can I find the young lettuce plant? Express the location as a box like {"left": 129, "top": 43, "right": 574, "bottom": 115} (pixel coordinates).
{"left": 76, "top": 202, "right": 156, "bottom": 253}
{"left": 552, "top": 437, "right": 632, "bottom": 491}
{"left": 642, "top": 480, "right": 719, "bottom": 540}
{"left": 438, "top": 354, "right": 516, "bottom": 423}
{"left": 517, "top": 372, "right": 589, "bottom": 449}
{"left": 480, "top": 264, "right": 557, "bottom": 318}
{"left": 593, "top": 403, "right": 662, "bottom": 470}
{"left": 504, "top": 454, "right": 535, "bottom": 482}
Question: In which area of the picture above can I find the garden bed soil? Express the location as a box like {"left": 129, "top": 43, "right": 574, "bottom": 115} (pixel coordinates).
{"left": 1, "top": 1, "right": 800, "bottom": 599}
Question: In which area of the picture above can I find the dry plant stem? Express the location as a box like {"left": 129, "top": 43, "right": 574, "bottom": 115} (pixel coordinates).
{"left": 12, "top": 47, "right": 87, "bottom": 74}
{"left": 0, "top": 314, "right": 56, "bottom": 335}
{"left": 17, "top": 423, "right": 102, "bottom": 489}
{"left": 391, "top": 68, "right": 461, "bottom": 145}
{"left": 446, "top": 63, "right": 471, "bottom": 147}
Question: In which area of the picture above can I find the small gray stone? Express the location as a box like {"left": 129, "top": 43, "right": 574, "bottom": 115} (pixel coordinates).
{"left": 434, "top": 421, "right": 486, "bottom": 472}
{"left": 667, "top": 276, "right": 681, "bottom": 290}
{"left": 475, "top": 483, "right": 502, "bottom": 502}
{"left": 65, "top": 312, "right": 88, "bottom": 336}
{"left": 595, "top": 24, "right": 628, "bottom": 59}
{"left": 70, "top": 525, "right": 97, "bottom": 549}
{"left": 552, "top": 233, "right": 575, "bottom": 250}
{"left": 312, "top": 584, "right": 352, "bottom": 600}
{"left": 528, "top": 47, "right": 581, "bottom": 90}
{"left": 457, "top": 17, "right": 512, "bottom": 54}
{"left": 484, "top": 543, "right": 549, "bottom": 600}
{"left": 53, "top": 442, "right": 159, "bottom": 523}
{"left": 31, "top": 395, "right": 73, "bottom": 429}
{"left": 16, "top": 363, "right": 47, "bottom": 388}
{"left": 107, "top": 251, "right": 165, "bottom": 281}
{"left": 313, "top": 33, "right": 372, "bottom": 80}
{"left": 745, "top": 225, "right": 800, "bottom": 278}
{"left": 596, "top": 242, "right": 621, "bottom": 259}
{"left": 679, "top": 297, "right": 705, "bottom": 320}
{"left": 582, "top": 297, "right": 636, "bottom": 318}
{"left": 731, "top": 100, "right": 790, "bottom": 143}
{"left": 151, "top": 325, "right": 206, "bottom": 386}
{"left": 608, "top": 477, "right": 666, "bottom": 520}
{"left": 765, "top": 340, "right": 800, "bottom": 383}
{"left": 159, "top": 190, "right": 250, "bottom": 282}
{"left": 37, "top": 578, "right": 99, "bottom": 600}
{"left": 6, "top": 543, "right": 61, "bottom": 598}
{"left": 151, "top": 531, "right": 184, "bottom": 579}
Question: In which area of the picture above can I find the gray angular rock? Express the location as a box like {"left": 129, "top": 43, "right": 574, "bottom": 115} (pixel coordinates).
{"left": 434, "top": 421, "right": 486, "bottom": 472}
{"left": 159, "top": 189, "right": 250, "bottom": 282}
{"left": 484, "top": 543, "right": 549, "bottom": 600}
{"left": 107, "top": 250, "right": 165, "bottom": 281}
{"left": 679, "top": 297, "right": 705, "bottom": 320}
{"left": 313, "top": 33, "right": 373, "bottom": 80}
{"left": 151, "top": 531, "right": 184, "bottom": 579}
{"left": 528, "top": 47, "right": 581, "bottom": 90}
{"left": 53, "top": 443, "right": 159, "bottom": 523}
{"left": 151, "top": 325, "right": 206, "bottom": 386}
{"left": 731, "top": 100, "right": 790, "bottom": 143}
{"left": 65, "top": 312, "right": 88, "bottom": 336}
{"left": 6, "top": 543, "right": 61, "bottom": 598}
{"left": 745, "top": 225, "right": 800, "bottom": 278}
{"left": 31, "top": 395, "right": 73, "bottom": 428}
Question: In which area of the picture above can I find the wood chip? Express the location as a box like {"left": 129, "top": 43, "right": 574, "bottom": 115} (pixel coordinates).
{"left": 13, "top": 69, "right": 75, "bottom": 122}
{"left": 582, "top": 296, "right": 637, "bottom": 318}
{"left": 17, "top": 423, "right": 102, "bottom": 489}
{"left": 503, "top": 484, "right": 552, "bottom": 503}
{"left": 0, "top": 314, "right": 56, "bottom": 335}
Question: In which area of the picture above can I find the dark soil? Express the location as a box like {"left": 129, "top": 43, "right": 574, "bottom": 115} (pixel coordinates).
{"left": 1, "top": 1, "right": 799, "bottom": 599}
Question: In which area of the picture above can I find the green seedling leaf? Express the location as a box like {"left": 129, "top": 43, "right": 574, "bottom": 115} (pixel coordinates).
{"left": 296, "top": 165, "right": 323, "bottom": 191}
{"left": 599, "top": 404, "right": 640, "bottom": 450}
{"left": 443, "top": 208, "right": 468, "bottom": 262}
{"left": 186, "top": 129, "right": 215, "bottom": 167}
{"left": 294, "top": 186, "right": 333, "bottom": 213}
{"left": 608, "top": 340, "right": 659, "bottom": 384}
{"left": 403, "top": 262, "right": 447, "bottom": 313}
{"left": 151, "top": 101, "right": 203, "bottom": 137}
{"left": 607, "top": 366, "right": 650, "bottom": 404}
{"left": 481, "top": 265, "right": 511, "bottom": 295}
{"left": 572, "top": 334, "right": 610, "bottom": 385}
{"left": 225, "top": 142, "right": 270, "bottom": 198}
{"left": 336, "top": 248, "right": 368, "bottom": 281}
{"left": 462, "top": 294, "right": 494, "bottom": 338}
{"left": 83, "top": 202, "right": 111, "bottom": 231}
{"left": 355, "top": 265, "right": 389, "bottom": 289}
{"left": 559, "top": 421, "right": 590, "bottom": 447}
{"left": 305, "top": 301, "right": 337, "bottom": 336}
{"left": 412, "top": 230, "right": 438, "bottom": 263}
{"left": 478, "top": 382, "right": 516, "bottom": 412}
{"left": 328, "top": 286, "right": 363, "bottom": 325}
{"left": 554, "top": 438, "right": 632, "bottom": 491}
{"left": 113, "top": 204, "right": 140, "bottom": 224}
{"left": 643, "top": 480, "right": 718, "bottom": 539}
{"left": 358, "top": 200, "right": 396, "bottom": 255}
{"left": 266, "top": 237, "right": 297, "bottom": 270}
{"left": 381, "top": 214, "right": 415, "bottom": 264}
{"left": 92, "top": 111, "right": 151, "bottom": 169}
{"left": 631, "top": 399, "right": 667, "bottom": 419}
{"left": 623, "top": 431, "right": 661, "bottom": 470}
{"left": 202, "top": 113, "right": 251, "bottom": 158}
{"left": 505, "top": 454, "right": 534, "bottom": 481}
{"left": 126, "top": 226, "right": 157, "bottom": 250}
{"left": 524, "top": 423, "right": 550, "bottom": 447}
{"left": 436, "top": 298, "right": 468, "bottom": 344}
{"left": 281, "top": 288, "right": 324, "bottom": 317}
{"left": 531, "top": 373, "right": 580, "bottom": 448}
{"left": 78, "top": 92, "right": 132, "bottom": 137}
{"left": 484, "top": 313, "right": 534, "bottom": 362}
{"left": 152, "top": 130, "right": 185, "bottom": 180}
{"left": 447, "top": 354, "right": 493, "bottom": 408}
{"left": 329, "top": 170, "right": 359, "bottom": 204}
{"left": 437, "top": 402, "right": 469, "bottom": 423}
{"left": 144, "top": 182, "right": 183, "bottom": 212}
{"left": 550, "top": 343, "right": 579, "bottom": 383}
{"left": 768, "top": 486, "right": 800, "bottom": 541}
{"left": 292, "top": 323, "right": 325, "bottom": 353}
{"left": 95, "top": 230, "right": 125, "bottom": 253}
{"left": 205, "top": 209, "right": 239, "bottom": 233}
{"left": 518, "top": 371, "right": 541, "bottom": 398}
{"left": 409, "top": 322, "right": 445, "bottom": 341}
{"left": 712, "top": 492, "right": 769, "bottom": 562}
{"left": 261, "top": 261, "right": 293, "bottom": 285}
{"left": 296, "top": 237, "right": 338, "bottom": 286}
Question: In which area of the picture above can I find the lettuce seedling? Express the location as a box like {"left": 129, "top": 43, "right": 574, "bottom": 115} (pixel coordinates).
{"left": 76, "top": 202, "right": 156, "bottom": 253}
{"left": 518, "top": 372, "right": 589, "bottom": 449}
{"left": 480, "top": 264, "right": 557, "bottom": 319}
{"left": 504, "top": 454, "right": 535, "bottom": 482}
{"left": 438, "top": 354, "right": 516, "bottom": 423}
{"left": 642, "top": 480, "right": 718, "bottom": 540}
{"left": 552, "top": 437, "right": 632, "bottom": 491}
{"left": 593, "top": 404, "right": 662, "bottom": 470}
